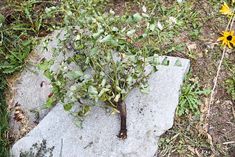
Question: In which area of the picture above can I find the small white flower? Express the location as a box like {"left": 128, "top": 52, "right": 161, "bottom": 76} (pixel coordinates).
{"left": 169, "top": 16, "right": 177, "bottom": 24}
{"left": 142, "top": 6, "right": 147, "bottom": 13}
{"left": 157, "top": 21, "right": 163, "bottom": 30}
{"left": 110, "top": 9, "right": 115, "bottom": 15}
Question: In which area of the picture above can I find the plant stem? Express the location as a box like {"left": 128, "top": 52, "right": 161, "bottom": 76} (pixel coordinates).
{"left": 117, "top": 100, "right": 127, "bottom": 139}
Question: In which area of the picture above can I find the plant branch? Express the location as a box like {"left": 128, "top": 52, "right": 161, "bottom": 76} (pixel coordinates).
{"left": 117, "top": 100, "right": 127, "bottom": 139}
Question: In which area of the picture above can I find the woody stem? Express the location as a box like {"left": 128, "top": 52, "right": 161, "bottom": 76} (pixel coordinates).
{"left": 117, "top": 100, "right": 127, "bottom": 139}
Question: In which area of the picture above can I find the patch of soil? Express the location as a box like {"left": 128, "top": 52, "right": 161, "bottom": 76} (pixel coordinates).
{"left": 188, "top": 1, "right": 235, "bottom": 155}
{"left": 108, "top": 0, "right": 141, "bottom": 15}
{"left": 160, "top": 0, "right": 235, "bottom": 156}
{"left": 207, "top": 60, "right": 235, "bottom": 156}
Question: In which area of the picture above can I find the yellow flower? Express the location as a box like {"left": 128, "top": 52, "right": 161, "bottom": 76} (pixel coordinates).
{"left": 218, "top": 31, "right": 235, "bottom": 48}
{"left": 220, "top": 2, "right": 233, "bottom": 15}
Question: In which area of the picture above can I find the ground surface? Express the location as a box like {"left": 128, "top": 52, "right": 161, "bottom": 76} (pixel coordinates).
{"left": 0, "top": 0, "right": 235, "bottom": 157}
{"left": 112, "top": 0, "right": 235, "bottom": 156}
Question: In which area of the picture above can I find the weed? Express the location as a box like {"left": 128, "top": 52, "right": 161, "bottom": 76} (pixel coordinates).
{"left": 158, "top": 74, "right": 211, "bottom": 156}
{"left": 177, "top": 74, "right": 210, "bottom": 116}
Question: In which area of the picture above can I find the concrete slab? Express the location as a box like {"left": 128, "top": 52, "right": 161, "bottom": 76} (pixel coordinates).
{"left": 11, "top": 63, "right": 189, "bottom": 156}
{"left": 9, "top": 31, "right": 190, "bottom": 157}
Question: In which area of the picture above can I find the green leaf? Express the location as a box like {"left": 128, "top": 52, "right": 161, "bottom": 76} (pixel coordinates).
{"left": 77, "top": 105, "right": 91, "bottom": 117}
{"left": 127, "top": 29, "right": 136, "bottom": 37}
{"left": 149, "top": 23, "right": 155, "bottom": 31}
{"left": 0, "top": 13, "right": 5, "bottom": 25}
{"left": 133, "top": 13, "right": 142, "bottom": 22}
{"left": 64, "top": 103, "right": 73, "bottom": 111}
{"left": 45, "top": 97, "right": 56, "bottom": 108}
{"left": 92, "top": 29, "right": 104, "bottom": 39}
{"left": 101, "top": 79, "right": 106, "bottom": 87}
{"left": 38, "top": 60, "right": 54, "bottom": 71}
{"left": 112, "top": 27, "right": 119, "bottom": 32}
{"left": 174, "top": 59, "right": 182, "bottom": 67}
{"left": 65, "top": 70, "right": 83, "bottom": 80}
{"left": 88, "top": 86, "right": 98, "bottom": 95}
{"left": 142, "top": 13, "right": 149, "bottom": 18}
{"left": 140, "top": 83, "right": 150, "bottom": 94}
{"left": 22, "top": 40, "right": 32, "bottom": 46}
{"left": 161, "top": 57, "right": 170, "bottom": 66}
{"left": 99, "top": 35, "right": 112, "bottom": 43}
{"left": 98, "top": 88, "right": 110, "bottom": 97}
{"left": 126, "top": 76, "right": 133, "bottom": 85}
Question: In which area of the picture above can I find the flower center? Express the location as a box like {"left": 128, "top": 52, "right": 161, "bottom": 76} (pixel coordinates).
{"left": 227, "top": 35, "right": 232, "bottom": 41}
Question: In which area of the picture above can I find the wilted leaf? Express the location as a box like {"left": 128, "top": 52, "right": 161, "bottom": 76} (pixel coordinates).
{"left": 99, "top": 35, "right": 112, "bottom": 43}
{"left": 114, "top": 94, "right": 121, "bottom": 102}
{"left": 174, "top": 59, "right": 182, "bottom": 67}
{"left": 149, "top": 23, "right": 155, "bottom": 31}
{"left": 77, "top": 105, "right": 91, "bottom": 117}
{"left": 88, "top": 86, "right": 98, "bottom": 95}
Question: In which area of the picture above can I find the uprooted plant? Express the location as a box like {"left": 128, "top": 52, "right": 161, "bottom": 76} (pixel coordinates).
{"left": 39, "top": 0, "right": 162, "bottom": 139}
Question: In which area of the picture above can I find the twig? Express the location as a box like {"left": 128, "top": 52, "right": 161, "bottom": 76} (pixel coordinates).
{"left": 206, "top": 46, "right": 226, "bottom": 119}
{"left": 223, "top": 141, "right": 235, "bottom": 145}
{"left": 117, "top": 100, "right": 127, "bottom": 139}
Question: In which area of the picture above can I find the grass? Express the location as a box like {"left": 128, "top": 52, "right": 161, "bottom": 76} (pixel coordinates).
{"left": 0, "top": 78, "right": 9, "bottom": 157}
{"left": 158, "top": 74, "right": 211, "bottom": 156}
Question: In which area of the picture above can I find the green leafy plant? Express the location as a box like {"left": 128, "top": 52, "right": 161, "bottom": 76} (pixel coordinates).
{"left": 40, "top": 0, "right": 163, "bottom": 139}
{"left": 177, "top": 75, "right": 210, "bottom": 116}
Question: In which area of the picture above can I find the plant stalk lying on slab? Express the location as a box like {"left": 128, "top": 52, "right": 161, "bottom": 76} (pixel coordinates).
{"left": 117, "top": 99, "right": 127, "bottom": 139}
{"left": 39, "top": 0, "right": 161, "bottom": 139}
